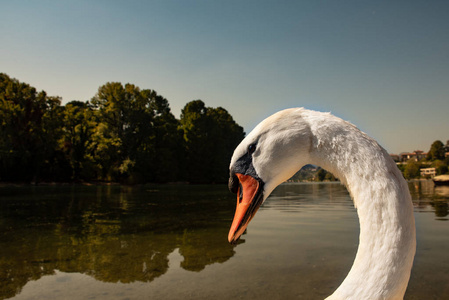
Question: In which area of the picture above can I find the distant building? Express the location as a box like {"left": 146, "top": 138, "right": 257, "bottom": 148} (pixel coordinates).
{"left": 420, "top": 168, "right": 436, "bottom": 178}
{"left": 400, "top": 150, "right": 427, "bottom": 162}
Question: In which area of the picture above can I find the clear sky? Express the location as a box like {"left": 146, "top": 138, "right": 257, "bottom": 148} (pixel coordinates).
{"left": 1, "top": 1, "right": 448, "bottom": 154}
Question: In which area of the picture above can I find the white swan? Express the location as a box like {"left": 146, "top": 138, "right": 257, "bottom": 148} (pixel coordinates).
{"left": 228, "top": 108, "right": 416, "bottom": 300}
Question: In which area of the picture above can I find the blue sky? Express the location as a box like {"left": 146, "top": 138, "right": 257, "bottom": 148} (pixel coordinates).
{"left": 1, "top": 1, "right": 448, "bottom": 154}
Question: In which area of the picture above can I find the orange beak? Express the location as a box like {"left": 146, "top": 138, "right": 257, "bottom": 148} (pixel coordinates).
{"left": 228, "top": 173, "right": 264, "bottom": 243}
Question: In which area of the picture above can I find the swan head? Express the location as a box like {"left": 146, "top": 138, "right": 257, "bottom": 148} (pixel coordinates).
{"left": 228, "top": 108, "right": 312, "bottom": 242}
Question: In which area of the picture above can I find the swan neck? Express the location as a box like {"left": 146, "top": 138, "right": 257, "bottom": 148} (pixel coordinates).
{"left": 304, "top": 112, "right": 416, "bottom": 300}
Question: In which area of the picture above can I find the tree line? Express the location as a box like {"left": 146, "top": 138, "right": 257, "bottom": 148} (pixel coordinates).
{"left": 400, "top": 140, "right": 449, "bottom": 179}
{"left": 0, "top": 73, "right": 244, "bottom": 184}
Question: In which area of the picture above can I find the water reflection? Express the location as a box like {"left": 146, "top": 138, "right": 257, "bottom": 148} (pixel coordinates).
{"left": 408, "top": 180, "right": 449, "bottom": 219}
{"left": 0, "top": 185, "right": 238, "bottom": 299}
{"left": 0, "top": 181, "right": 448, "bottom": 299}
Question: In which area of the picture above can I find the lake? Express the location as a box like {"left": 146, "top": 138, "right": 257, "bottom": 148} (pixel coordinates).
{"left": 0, "top": 181, "right": 448, "bottom": 299}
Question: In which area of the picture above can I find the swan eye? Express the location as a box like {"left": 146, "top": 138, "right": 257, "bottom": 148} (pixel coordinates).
{"left": 248, "top": 144, "right": 256, "bottom": 155}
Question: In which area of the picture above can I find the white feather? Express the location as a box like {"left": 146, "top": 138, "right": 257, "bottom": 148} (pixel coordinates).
{"left": 230, "top": 108, "right": 416, "bottom": 299}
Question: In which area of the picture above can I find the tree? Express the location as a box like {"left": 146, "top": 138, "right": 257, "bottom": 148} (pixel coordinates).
{"left": 315, "top": 169, "right": 327, "bottom": 181}
{"left": 90, "top": 82, "right": 181, "bottom": 183}
{"left": 133, "top": 90, "right": 183, "bottom": 183}
{"left": 0, "top": 74, "right": 246, "bottom": 184}
{"left": 179, "top": 100, "right": 244, "bottom": 183}
{"left": 180, "top": 100, "right": 213, "bottom": 183}
{"left": 38, "top": 96, "right": 69, "bottom": 181}
{"left": 314, "top": 168, "right": 337, "bottom": 181}
{"left": 431, "top": 160, "right": 448, "bottom": 176}
{"left": 206, "top": 107, "right": 245, "bottom": 182}
{"left": 0, "top": 73, "right": 63, "bottom": 182}
{"left": 404, "top": 160, "right": 420, "bottom": 179}
{"left": 427, "top": 140, "right": 445, "bottom": 161}
{"left": 60, "top": 101, "right": 98, "bottom": 180}
{"left": 90, "top": 82, "right": 148, "bottom": 181}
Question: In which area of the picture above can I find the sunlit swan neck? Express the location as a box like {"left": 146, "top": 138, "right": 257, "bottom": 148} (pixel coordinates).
{"left": 303, "top": 111, "right": 416, "bottom": 300}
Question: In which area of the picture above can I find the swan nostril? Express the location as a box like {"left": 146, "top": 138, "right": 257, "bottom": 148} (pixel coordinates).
{"left": 238, "top": 183, "right": 243, "bottom": 203}
{"left": 229, "top": 173, "right": 239, "bottom": 194}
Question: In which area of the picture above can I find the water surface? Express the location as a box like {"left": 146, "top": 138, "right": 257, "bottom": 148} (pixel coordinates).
{"left": 0, "top": 181, "right": 448, "bottom": 299}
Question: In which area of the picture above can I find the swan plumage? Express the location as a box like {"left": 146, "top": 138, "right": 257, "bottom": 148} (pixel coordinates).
{"left": 228, "top": 108, "right": 416, "bottom": 300}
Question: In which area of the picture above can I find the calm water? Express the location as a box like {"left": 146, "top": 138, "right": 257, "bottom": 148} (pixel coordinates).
{"left": 0, "top": 181, "right": 448, "bottom": 299}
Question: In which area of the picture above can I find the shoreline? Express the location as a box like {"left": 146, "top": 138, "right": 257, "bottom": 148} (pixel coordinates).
{"left": 0, "top": 179, "right": 437, "bottom": 188}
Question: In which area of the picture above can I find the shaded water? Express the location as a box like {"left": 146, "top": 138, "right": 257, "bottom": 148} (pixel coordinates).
{"left": 0, "top": 181, "right": 448, "bottom": 299}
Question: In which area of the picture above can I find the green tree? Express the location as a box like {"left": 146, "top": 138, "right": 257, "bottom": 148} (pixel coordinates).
{"left": 133, "top": 90, "right": 183, "bottom": 183}
{"left": 315, "top": 169, "right": 327, "bottom": 181}
{"left": 90, "top": 82, "right": 150, "bottom": 181}
{"left": 38, "top": 96, "right": 69, "bottom": 181}
{"left": 0, "top": 73, "right": 63, "bottom": 182}
{"left": 60, "top": 101, "right": 99, "bottom": 180}
{"left": 90, "top": 82, "right": 181, "bottom": 183}
{"left": 179, "top": 100, "right": 244, "bottom": 183}
{"left": 431, "top": 160, "right": 448, "bottom": 175}
{"left": 180, "top": 100, "right": 213, "bottom": 183}
{"left": 206, "top": 107, "right": 245, "bottom": 182}
{"left": 427, "top": 140, "right": 445, "bottom": 161}
{"left": 324, "top": 170, "right": 337, "bottom": 181}
{"left": 313, "top": 168, "right": 336, "bottom": 181}
{"left": 404, "top": 160, "right": 420, "bottom": 179}
{"left": 0, "top": 75, "right": 246, "bottom": 184}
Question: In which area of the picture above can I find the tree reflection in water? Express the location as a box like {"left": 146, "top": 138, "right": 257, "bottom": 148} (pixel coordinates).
{"left": 0, "top": 181, "right": 448, "bottom": 299}
{"left": 0, "top": 185, "right": 239, "bottom": 298}
{"left": 409, "top": 181, "right": 449, "bottom": 218}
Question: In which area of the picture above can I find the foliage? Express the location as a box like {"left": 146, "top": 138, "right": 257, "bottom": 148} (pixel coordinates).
{"left": 396, "top": 139, "right": 449, "bottom": 179}
{"left": 289, "top": 165, "right": 316, "bottom": 181}
{"left": 404, "top": 160, "right": 421, "bottom": 179}
{"left": 314, "top": 168, "right": 337, "bottom": 182}
{"left": 0, "top": 73, "right": 64, "bottom": 181}
{"left": 431, "top": 160, "right": 448, "bottom": 176}
{"left": 59, "top": 101, "right": 98, "bottom": 180}
{"left": 427, "top": 140, "right": 445, "bottom": 160}
{"left": 0, "top": 74, "right": 244, "bottom": 184}
{"left": 90, "top": 82, "right": 187, "bottom": 183}
{"left": 179, "top": 100, "right": 244, "bottom": 183}
{"left": 4, "top": 73, "right": 446, "bottom": 184}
